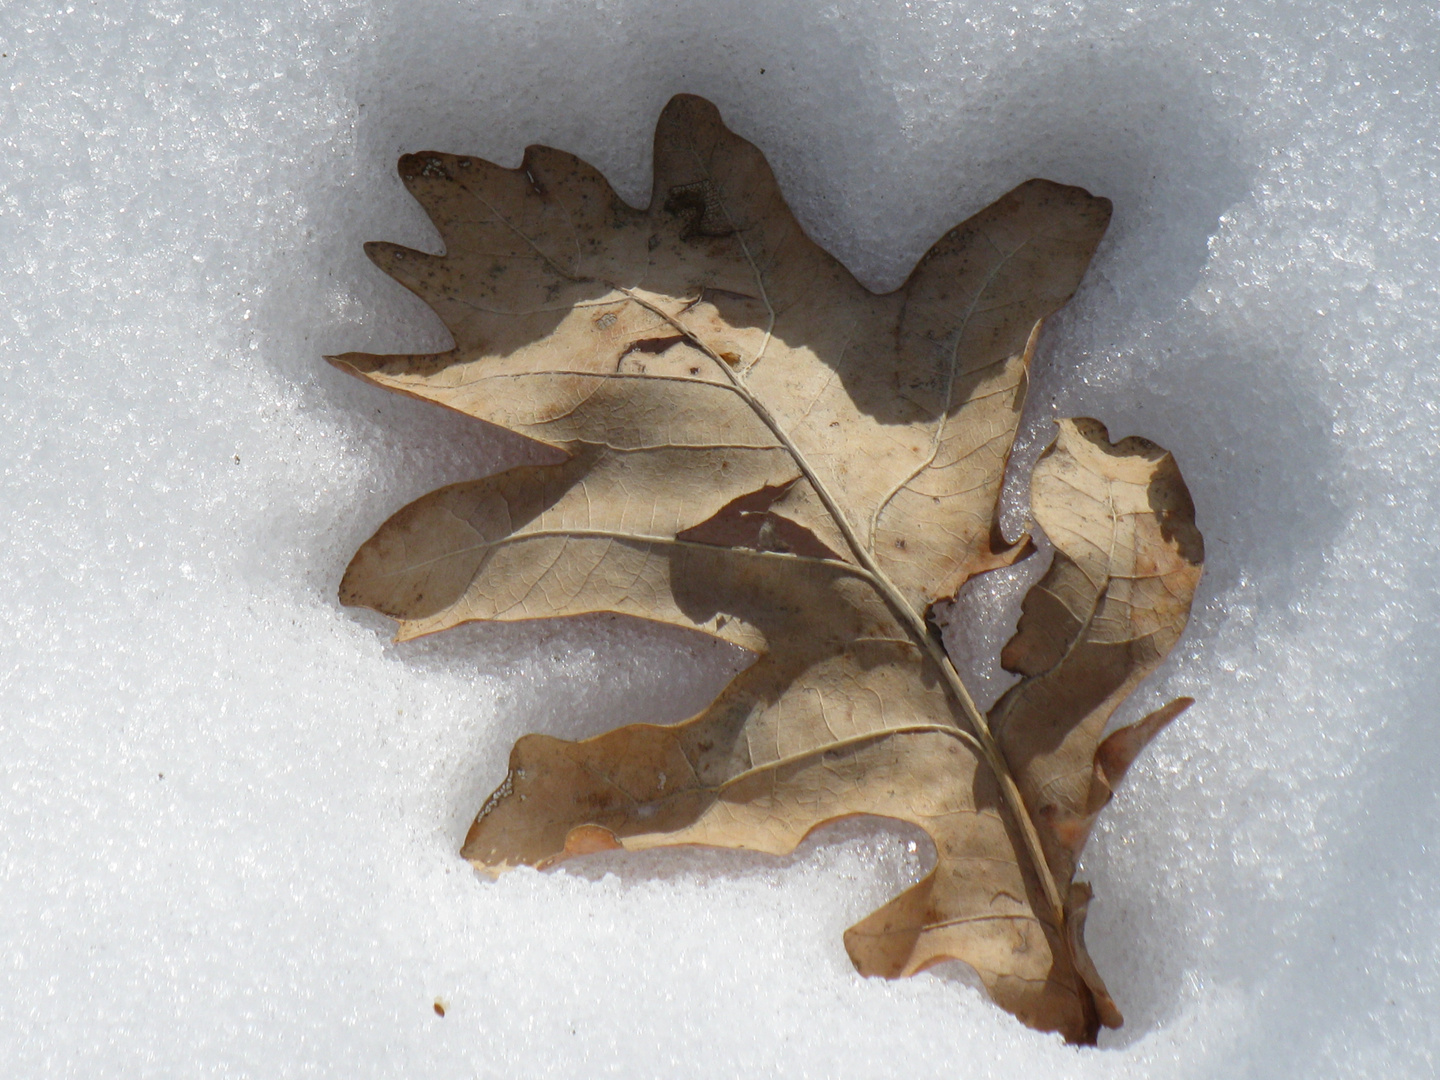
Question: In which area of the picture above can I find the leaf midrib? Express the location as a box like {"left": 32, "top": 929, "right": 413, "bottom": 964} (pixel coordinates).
{"left": 452, "top": 137, "right": 1071, "bottom": 934}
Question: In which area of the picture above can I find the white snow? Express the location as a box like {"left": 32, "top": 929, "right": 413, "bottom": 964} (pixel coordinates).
{"left": 3, "top": 1, "right": 1438, "bottom": 1076}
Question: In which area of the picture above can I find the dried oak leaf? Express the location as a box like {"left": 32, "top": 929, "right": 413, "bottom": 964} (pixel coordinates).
{"left": 332, "top": 95, "right": 1204, "bottom": 1044}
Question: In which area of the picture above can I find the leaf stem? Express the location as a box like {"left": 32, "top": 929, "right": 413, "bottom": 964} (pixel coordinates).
{"left": 618, "top": 286, "right": 1068, "bottom": 932}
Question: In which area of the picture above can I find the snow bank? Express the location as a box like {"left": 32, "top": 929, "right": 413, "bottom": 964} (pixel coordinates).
{"left": 2, "top": 0, "right": 1437, "bottom": 1075}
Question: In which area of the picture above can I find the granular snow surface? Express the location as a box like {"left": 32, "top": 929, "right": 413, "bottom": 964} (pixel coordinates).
{"left": 2, "top": 1, "right": 1439, "bottom": 1076}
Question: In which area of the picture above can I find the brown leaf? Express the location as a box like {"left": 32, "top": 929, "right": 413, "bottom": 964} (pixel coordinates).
{"left": 330, "top": 94, "right": 1111, "bottom": 615}
{"left": 847, "top": 419, "right": 1203, "bottom": 1037}
{"left": 993, "top": 418, "right": 1204, "bottom": 888}
{"left": 335, "top": 95, "right": 1202, "bottom": 1044}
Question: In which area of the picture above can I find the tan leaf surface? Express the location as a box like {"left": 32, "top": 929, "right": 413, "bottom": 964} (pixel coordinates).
{"left": 845, "top": 418, "right": 1203, "bottom": 1035}
{"left": 335, "top": 96, "right": 1202, "bottom": 1044}
{"left": 330, "top": 94, "right": 1111, "bottom": 612}
{"left": 434, "top": 418, "right": 1200, "bottom": 1044}
{"left": 993, "top": 418, "right": 1205, "bottom": 889}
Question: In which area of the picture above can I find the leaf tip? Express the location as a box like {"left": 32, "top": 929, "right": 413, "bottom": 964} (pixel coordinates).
{"left": 660, "top": 91, "right": 723, "bottom": 124}
{"left": 325, "top": 350, "right": 382, "bottom": 378}
{"left": 1066, "top": 882, "right": 1124, "bottom": 1035}
{"left": 1094, "top": 696, "right": 1193, "bottom": 795}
